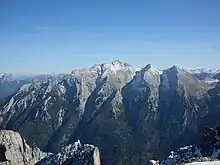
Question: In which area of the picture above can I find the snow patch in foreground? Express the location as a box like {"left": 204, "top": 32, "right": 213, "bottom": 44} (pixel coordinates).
{"left": 186, "top": 161, "right": 220, "bottom": 165}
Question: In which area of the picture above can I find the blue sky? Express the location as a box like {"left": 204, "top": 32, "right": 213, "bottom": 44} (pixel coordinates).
{"left": 0, "top": 0, "right": 219, "bottom": 75}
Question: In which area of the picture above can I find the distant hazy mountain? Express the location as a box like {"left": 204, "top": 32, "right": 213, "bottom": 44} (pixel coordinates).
{"left": 189, "top": 68, "right": 220, "bottom": 80}
{"left": 23, "top": 74, "right": 68, "bottom": 83}
{"left": 0, "top": 61, "right": 220, "bottom": 164}
{"left": 0, "top": 73, "right": 29, "bottom": 103}
{"left": 0, "top": 73, "right": 68, "bottom": 104}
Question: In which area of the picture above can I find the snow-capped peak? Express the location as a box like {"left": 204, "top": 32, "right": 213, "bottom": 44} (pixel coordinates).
{"left": 71, "top": 60, "right": 133, "bottom": 77}
{"left": 170, "top": 65, "right": 181, "bottom": 71}
{"left": 111, "top": 60, "right": 123, "bottom": 65}
{"left": 0, "top": 73, "right": 14, "bottom": 82}
{"left": 131, "top": 64, "right": 161, "bottom": 89}
{"left": 142, "top": 64, "right": 162, "bottom": 75}
{"left": 0, "top": 73, "right": 7, "bottom": 77}
{"left": 189, "top": 68, "right": 220, "bottom": 74}
{"left": 135, "top": 68, "right": 141, "bottom": 72}
{"left": 102, "top": 60, "right": 133, "bottom": 73}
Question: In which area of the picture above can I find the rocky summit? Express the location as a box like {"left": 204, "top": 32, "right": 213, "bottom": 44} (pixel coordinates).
{"left": 0, "top": 130, "right": 47, "bottom": 165}
{"left": 0, "top": 61, "right": 220, "bottom": 164}
{"left": 36, "top": 140, "right": 100, "bottom": 165}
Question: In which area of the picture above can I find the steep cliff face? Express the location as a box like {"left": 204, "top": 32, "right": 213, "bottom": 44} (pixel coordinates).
{"left": 0, "top": 61, "right": 220, "bottom": 164}
{"left": 157, "top": 66, "right": 209, "bottom": 156}
{"left": 0, "top": 130, "right": 47, "bottom": 165}
{"left": 72, "top": 64, "right": 212, "bottom": 164}
{"left": 0, "top": 61, "right": 134, "bottom": 158}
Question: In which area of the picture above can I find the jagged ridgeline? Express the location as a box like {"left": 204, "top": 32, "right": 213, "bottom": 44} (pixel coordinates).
{"left": 0, "top": 73, "right": 29, "bottom": 103}
{"left": 0, "top": 60, "right": 220, "bottom": 165}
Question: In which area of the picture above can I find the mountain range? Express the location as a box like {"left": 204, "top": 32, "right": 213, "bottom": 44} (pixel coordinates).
{"left": 0, "top": 60, "right": 220, "bottom": 165}
{"left": 0, "top": 73, "right": 29, "bottom": 103}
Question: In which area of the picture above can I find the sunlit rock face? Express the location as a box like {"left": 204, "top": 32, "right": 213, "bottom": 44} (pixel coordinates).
{"left": 0, "top": 130, "right": 47, "bottom": 165}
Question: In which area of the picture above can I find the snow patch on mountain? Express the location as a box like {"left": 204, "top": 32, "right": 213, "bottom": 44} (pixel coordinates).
{"left": 101, "top": 70, "right": 109, "bottom": 79}
{"left": 3, "top": 97, "right": 15, "bottom": 113}
{"left": 135, "top": 68, "right": 141, "bottom": 72}
{"left": 101, "top": 60, "right": 133, "bottom": 76}
{"left": 43, "top": 82, "right": 53, "bottom": 99}
{"left": 34, "top": 96, "right": 52, "bottom": 121}
{"left": 57, "top": 83, "right": 66, "bottom": 96}
{"left": 19, "top": 83, "right": 32, "bottom": 93}
{"left": 57, "top": 107, "right": 65, "bottom": 127}
{"left": 44, "top": 96, "right": 51, "bottom": 109}
{"left": 205, "top": 79, "right": 219, "bottom": 84}
{"left": 160, "top": 145, "right": 202, "bottom": 165}
{"left": 160, "top": 126, "right": 220, "bottom": 165}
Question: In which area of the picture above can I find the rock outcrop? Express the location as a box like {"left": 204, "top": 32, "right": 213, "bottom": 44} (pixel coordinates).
{"left": 0, "top": 130, "right": 100, "bottom": 165}
{"left": 36, "top": 140, "right": 100, "bottom": 165}
{"left": 0, "top": 130, "right": 47, "bottom": 165}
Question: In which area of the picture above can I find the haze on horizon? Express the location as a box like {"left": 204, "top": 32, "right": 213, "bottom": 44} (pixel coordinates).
{"left": 0, "top": 0, "right": 219, "bottom": 75}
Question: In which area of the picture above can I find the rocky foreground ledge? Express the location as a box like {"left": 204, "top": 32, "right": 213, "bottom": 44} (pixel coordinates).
{"left": 150, "top": 126, "right": 220, "bottom": 165}
{"left": 0, "top": 130, "right": 100, "bottom": 165}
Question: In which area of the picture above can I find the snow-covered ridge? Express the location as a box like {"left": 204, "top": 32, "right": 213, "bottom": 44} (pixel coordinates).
{"left": 130, "top": 64, "right": 156, "bottom": 89}
{"left": 72, "top": 60, "right": 134, "bottom": 78}
{"left": 37, "top": 140, "right": 100, "bottom": 165}
{"left": 205, "top": 79, "right": 219, "bottom": 85}
{"left": 160, "top": 145, "right": 202, "bottom": 165}
{"left": 2, "top": 61, "right": 213, "bottom": 126}
{"left": 189, "top": 68, "right": 220, "bottom": 75}
{"left": 102, "top": 60, "right": 133, "bottom": 73}
{"left": 142, "top": 64, "right": 162, "bottom": 75}
{"left": 0, "top": 73, "right": 14, "bottom": 82}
